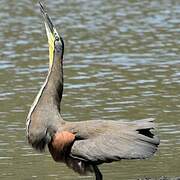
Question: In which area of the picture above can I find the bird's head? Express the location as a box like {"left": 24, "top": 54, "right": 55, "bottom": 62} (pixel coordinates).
{"left": 39, "top": 2, "right": 64, "bottom": 70}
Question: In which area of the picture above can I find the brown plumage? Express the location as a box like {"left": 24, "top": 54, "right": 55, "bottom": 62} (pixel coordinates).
{"left": 48, "top": 131, "right": 75, "bottom": 161}
{"left": 26, "top": 2, "right": 160, "bottom": 180}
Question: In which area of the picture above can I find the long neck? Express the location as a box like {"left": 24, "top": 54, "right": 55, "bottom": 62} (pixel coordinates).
{"left": 26, "top": 43, "right": 64, "bottom": 150}
{"left": 27, "top": 40, "right": 64, "bottom": 123}
{"left": 45, "top": 46, "right": 64, "bottom": 111}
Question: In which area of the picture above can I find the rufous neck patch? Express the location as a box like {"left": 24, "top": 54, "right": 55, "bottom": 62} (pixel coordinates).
{"left": 51, "top": 131, "right": 75, "bottom": 151}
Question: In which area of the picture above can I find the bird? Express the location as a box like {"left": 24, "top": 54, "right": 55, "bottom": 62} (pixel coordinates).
{"left": 26, "top": 2, "right": 160, "bottom": 180}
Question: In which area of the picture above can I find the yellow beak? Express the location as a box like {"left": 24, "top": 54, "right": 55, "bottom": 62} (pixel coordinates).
{"left": 39, "top": 2, "right": 60, "bottom": 68}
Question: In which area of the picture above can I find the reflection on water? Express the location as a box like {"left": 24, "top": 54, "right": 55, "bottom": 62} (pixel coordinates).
{"left": 0, "top": 0, "right": 180, "bottom": 179}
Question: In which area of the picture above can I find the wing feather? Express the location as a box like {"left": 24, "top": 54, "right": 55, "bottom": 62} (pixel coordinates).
{"left": 70, "top": 119, "right": 159, "bottom": 164}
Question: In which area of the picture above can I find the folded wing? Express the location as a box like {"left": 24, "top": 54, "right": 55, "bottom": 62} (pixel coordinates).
{"left": 70, "top": 119, "right": 160, "bottom": 164}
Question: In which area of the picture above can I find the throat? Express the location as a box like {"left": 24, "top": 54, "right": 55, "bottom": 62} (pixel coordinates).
{"left": 26, "top": 62, "right": 63, "bottom": 136}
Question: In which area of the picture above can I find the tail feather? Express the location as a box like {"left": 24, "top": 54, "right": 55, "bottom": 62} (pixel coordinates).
{"left": 134, "top": 119, "right": 160, "bottom": 146}
{"left": 134, "top": 118, "right": 155, "bottom": 130}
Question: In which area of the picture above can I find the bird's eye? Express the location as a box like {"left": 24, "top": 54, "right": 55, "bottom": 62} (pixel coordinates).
{"left": 55, "top": 36, "right": 59, "bottom": 41}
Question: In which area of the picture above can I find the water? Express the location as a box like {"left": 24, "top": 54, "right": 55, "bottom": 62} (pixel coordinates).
{"left": 0, "top": 0, "right": 180, "bottom": 179}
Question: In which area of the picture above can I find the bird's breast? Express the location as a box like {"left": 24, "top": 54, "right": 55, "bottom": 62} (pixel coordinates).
{"left": 48, "top": 131, "right": 75, "bottom": 162}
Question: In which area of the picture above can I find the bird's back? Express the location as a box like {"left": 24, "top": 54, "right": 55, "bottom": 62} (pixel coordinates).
{"left": 47, "top": 118, "right": 160, "bottom": 174}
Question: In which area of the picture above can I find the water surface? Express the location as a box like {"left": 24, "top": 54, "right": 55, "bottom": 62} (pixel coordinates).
{"left": 0, "top": 0, "right": 180, "bottom": 179}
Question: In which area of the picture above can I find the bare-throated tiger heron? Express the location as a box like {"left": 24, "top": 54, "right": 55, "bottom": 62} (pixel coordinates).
{"left": 26, "top": 2, "right": 160, "bottom": 180}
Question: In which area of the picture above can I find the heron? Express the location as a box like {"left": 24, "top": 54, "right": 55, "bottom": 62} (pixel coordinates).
{"left": 26, "top": 2, "right": 160, "bottom": 180}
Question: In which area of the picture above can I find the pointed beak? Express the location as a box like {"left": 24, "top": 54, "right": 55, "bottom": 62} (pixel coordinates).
{"left": 39, "top": 1, "right": 60, "bottom": 68}
{"left": 39, "top": 2, "right": 54, "bottom": 34}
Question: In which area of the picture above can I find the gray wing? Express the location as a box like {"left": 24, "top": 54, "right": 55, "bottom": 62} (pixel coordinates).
{"left": 70, "top": 119, "right": 160, "bottom": 164}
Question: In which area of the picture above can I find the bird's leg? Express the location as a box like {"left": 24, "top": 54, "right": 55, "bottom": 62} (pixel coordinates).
{"left": 93, "top": 165, "right": 103, "bottom": 180}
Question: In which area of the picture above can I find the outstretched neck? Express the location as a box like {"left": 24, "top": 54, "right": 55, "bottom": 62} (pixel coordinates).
{"left": 27, "top": 39, "right": 64, "bottom": 127}
{"left": 45, "top": 39, "right": 64, "bottom": 111}
{"left": 26, "top": 39, "right": 65, "bottom": 150}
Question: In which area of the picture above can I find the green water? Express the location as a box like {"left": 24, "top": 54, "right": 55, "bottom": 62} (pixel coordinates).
{"left": 0, "top": 0, "right": 180, "bottom": 179}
